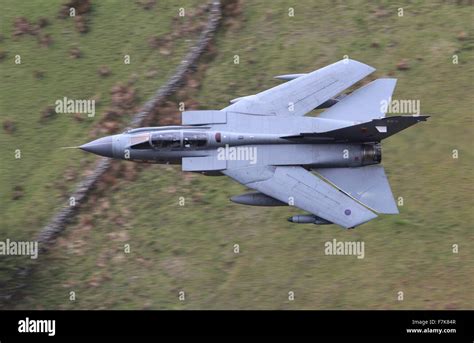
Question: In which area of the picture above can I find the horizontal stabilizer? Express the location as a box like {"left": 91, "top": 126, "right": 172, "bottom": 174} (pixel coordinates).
{"left": 314, "top": 165, "right": 399, "bottom": 214}
{"left": 283, "top": 115, "right": 429, "bottom": 143}
{"left": 318, "top": 78, "right": 397, "bottom": 122}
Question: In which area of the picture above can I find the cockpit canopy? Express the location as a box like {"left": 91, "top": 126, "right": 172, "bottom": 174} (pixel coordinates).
{"left": 130, "top": 130, "right": 208, "bottom": 150}
{"left": 183, "top": 132, "right": 207, "bottom": 148}
{"left": 151, "top": 132, "right": 181, "bottom": 149}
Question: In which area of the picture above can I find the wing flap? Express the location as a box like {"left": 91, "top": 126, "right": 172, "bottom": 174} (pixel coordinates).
{"left": 314, "top": 165, "right": 399, "bottom": 214}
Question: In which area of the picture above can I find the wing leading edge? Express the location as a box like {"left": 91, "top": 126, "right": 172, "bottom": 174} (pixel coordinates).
{"left": 224, "top": 59, "right": 375, "bottom": 117}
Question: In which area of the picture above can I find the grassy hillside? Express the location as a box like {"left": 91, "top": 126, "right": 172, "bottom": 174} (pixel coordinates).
{"left": 2, "top": 0, "right": 473, "bottom": 309}
{"left": 0, "top": 0, "right": 202, "bottom": 289}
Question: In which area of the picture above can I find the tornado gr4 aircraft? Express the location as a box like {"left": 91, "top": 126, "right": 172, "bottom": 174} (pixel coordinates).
{"left": 79, "top": 59, "right": 428, "bottom": 229}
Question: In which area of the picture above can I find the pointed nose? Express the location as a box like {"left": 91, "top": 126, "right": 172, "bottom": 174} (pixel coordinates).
{"left": 80, "top": 136, "right": 113, "bottom": 157}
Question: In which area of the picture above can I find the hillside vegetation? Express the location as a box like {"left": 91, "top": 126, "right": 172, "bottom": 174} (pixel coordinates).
{"left": 0, "top": 0, "right": 203, "bottom": 293}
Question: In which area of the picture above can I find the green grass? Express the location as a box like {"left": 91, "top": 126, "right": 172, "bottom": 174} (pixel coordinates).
{"left": 0, "top": 0, "right": 202, "bottom": 287}
{"left": 2, "top": 0, "right": 473, "bottom": 309}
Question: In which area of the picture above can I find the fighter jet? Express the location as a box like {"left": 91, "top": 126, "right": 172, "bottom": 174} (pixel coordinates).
{"left": 80, "top": 59, "right": 428, "bottom": 229}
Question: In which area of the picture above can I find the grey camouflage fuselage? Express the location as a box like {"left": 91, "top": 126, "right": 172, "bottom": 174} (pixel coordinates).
{"left": 80, "top": 59, "right": 428, "bottom": 229}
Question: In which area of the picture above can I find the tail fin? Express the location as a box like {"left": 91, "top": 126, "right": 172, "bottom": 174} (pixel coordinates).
{"left": 313, "top": 165, "right": 399, "bottom": 214}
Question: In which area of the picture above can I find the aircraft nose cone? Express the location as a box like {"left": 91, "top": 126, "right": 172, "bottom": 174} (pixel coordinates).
{"left": 80, "top": 136, "right": 113, "bottom": 157}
